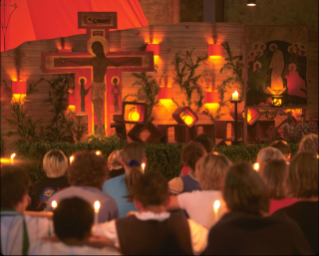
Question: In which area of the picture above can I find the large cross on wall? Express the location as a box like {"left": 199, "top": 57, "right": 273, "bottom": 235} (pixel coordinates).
{"left": 41, "top": 12, "right": 154, "bottom": 135}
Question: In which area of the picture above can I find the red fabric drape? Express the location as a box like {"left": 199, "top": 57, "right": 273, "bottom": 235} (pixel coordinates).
{"left": 0, "top": 0, "right": 148, "bottom": 52}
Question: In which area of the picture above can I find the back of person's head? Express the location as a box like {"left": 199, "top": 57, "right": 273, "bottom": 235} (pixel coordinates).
{"left": 1, "top": 165, "right": 31, "bottom": 210}
{"left": 196, "top": 153, "right": 232, "bottom": 190}
{"left": 107, "top": 149, "right": 123, "bottom": 170}
{"left": 134, "top": 172, "right": 169, "bottom": 208}
{"left": 121, "top": 142, "right": 146, "bottom": 201}
{"left": 288, "top": 152, "right": 318, "bottom": 198}
{"left": 68, "top": 150, "right": 108, "bottom": 189}
{"left": 298, "top": 134, "right": 318, "bottom": 154}
{"left": 53, "top": 197, "right": 94, "bottom": 241}
{"left": 195, "top": 133, "right": 215, "bottom": 153}
{"left": 262, "top": 159, "right": 288, "bottom": 200}
{"left": 223, "top": 162, "right": 270, "bottom": 215}
{"left": 257, "top": 147, "right": 284, "bottom": 174}
{"left": 181, "top": 141, "right": 206, "bottom": 173}
{"left": 43, "top": 149, "right": 68, "bottom": 178}
{"left": 270, "top": 140, "right": 291, "bottom": 161}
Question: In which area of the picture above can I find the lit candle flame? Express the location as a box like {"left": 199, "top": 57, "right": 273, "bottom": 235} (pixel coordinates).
{"left": 11, "top": 153, "right": 16, "bottom": 164}
{"left": 232, "top": 91, "right": 239, "bottom": 101}
{"left": 52, "top": 200, "right": 57, "bottom": 209}
{"left": 253, "top": 163, "right": 259, "bottom": 171}
{"left": 213, "top": 200, "right": 221, "bottom": 211}
{"left": 141, "top": 163, "right": 146, "bottom": 172}
{"left": 94, "top": 201, "right": 101, "bottom": 213}
{"left": 96, "top": 151, "right": 101, "bottom": 156}
{"left": 70, "top": 156, "right": 74, "bottom": 164}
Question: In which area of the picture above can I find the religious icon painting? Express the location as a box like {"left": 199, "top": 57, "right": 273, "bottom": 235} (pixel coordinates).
{"left": 245, "top": 26, "right": 308, "bottom": 108}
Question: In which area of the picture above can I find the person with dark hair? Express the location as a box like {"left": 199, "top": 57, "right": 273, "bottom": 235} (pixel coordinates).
{"left": 96, "top": 172, "right": 208, "bottom": 255}
{"left": 169, "top": 141, "right": 206, "bottom": 194}
{"left": 46, "top": 150, "right": 119, "bottom": 223}
{"left": 29, "top": 197, "right": 119, "bottom": 255}
{"left": 1, "top": 165, "right": 53, "bottom": 255}
{"left": 203, "top": 162, "right": 313, "bottom": 255}
{"left": 262, "top": 159, "right": 298, "bottom": 214}
{"left": 270, "top": 140, "right": 291, "bottom": 162}
{"left": 29, "top": 149, "right": 69, "bottom": 211}
{"left": 274, "top": 152, "right": 318, "bottom": 254}
{"left": 103, "top": 142, "right": 145, "bottom": 217}
{"left": 180, "top": 134, "right": 214, "bottom": 176}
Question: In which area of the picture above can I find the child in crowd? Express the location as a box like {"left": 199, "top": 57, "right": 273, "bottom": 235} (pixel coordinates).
{"left": 169, "top": 153, "right": 231, "bottom": 229}
{"left": 29, "top": 149, "right": 69, "bottom": 211}
{"left": 1, "top": 165, "right": 53, "bottom": 255}
{"left": 274, "top": 152, "right": 318, "bottom": 254}
{"left": 204, "top": 162, "right": 312, "bottom": 255}
{"left": 256, "top": 147, "right": 284, "bottom": 174}
{"left": 46, "top": 150, "right": 119, "bottom": 222}
{"left": 298, "top": 133, "right": 318, "bottom": 154}
{"left": 270, "top": 140, "right": 291, "bottom": 162}
{"left": 96, "top": 172, "right": 208, "bottom": 255}
{"left": 107, "top": 149, "right": 125, "bottom": 179}
{"left": 169, "top": 141, "right": 206, "bottom": 194}
{"left": 262, "top": 159, "right": 298, "bottom": 214}
{"left": 29, "top": 197, "right": 120, "bottom": 255}
{"left": 103, "top": 142, "right": 144, "bottom": 217}
{"left": 180, "top": 134, "right": 214, "bottom": 176}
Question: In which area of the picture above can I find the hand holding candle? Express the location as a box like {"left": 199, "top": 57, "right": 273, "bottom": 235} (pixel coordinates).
{"left": 94, "top": 200, "right": 101, "bottom": 228}
{"left": 232, "top": 91, "right": 239, "bottom": 101}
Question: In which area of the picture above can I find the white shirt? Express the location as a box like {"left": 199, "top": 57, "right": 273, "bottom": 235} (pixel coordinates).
{"left": 29, "top": 241, "right": 121, "bottom": 255}
{"left": 1, "top": 210, "right": 53, "bottom": 255}
{"left": 178, "top": 190, "right": 227, "bottom": 229}
{"left": 94, "top": 211, "right": 208, "bottom": 255}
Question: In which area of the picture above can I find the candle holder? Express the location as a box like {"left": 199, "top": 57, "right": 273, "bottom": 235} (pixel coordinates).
{"left": 230, "top": 100, "right": 242, "bottom": 145}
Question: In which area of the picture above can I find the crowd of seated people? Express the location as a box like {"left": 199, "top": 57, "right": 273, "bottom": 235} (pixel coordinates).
{"left": 1, "top": 133, "right": 318, "bottom": 255}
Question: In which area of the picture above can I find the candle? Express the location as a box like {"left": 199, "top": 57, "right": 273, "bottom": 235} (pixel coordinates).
{"left": 69, "top": 156, "right": 74, "bottom": 164}
{"left": 232, "top": 91, "right": 239, "bottom": 101}
{"left": 94, "top": 200, "right": 101, "bottom": 228}
{"left": 253, "top": 162, "right": 259, "bottom": 171}
{"left": 213, "top": 200, "right": 221, "bottom": 221}
{"left": 141, "top": 163, "right": 146, "bottom": 172}
{"left": 10, "top": 153, "right": 16, "bottom": 165}
{"left": 51, "top": 200, "right": 57, "bottom": 210}
{"left": 95, "top": 150, "right": 101, "bottom": 156}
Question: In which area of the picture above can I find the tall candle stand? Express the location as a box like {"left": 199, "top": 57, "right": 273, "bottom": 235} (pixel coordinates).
{"left": 230, "top": 100, "right": 241, "bottom": 145}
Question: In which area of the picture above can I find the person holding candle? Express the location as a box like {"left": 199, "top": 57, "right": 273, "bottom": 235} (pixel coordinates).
{"left": 261, "top": 159, "right": 298, "bottom": 214}
{"left": 273, "top": 152, "right": 318, "bottom": 254}
{"left": 168, "top": 153, "right": 231, "bottom": 229}
{"left": 102, "top": 142, "right": 145, "bottom": 217}
{"left": 169, "top": 141, "right": 206, "bottom": 195}
{"left": 46, "top": 150, "right": 119, "bottom": 223}
{"left": 29, "top": 197, "right": 120, "bottom": 255}
{"left": 96, "top": 172, "right": 208, "bottom": 255}
{"left": 107, "top": 149, "right": 125, "bottom": 179}
{"left": 29, "top": 149, "right": 70, "bottom": 211}
{"left": 1, "top": 165, "right": 53, "bottom": 255}
{"left": 256, "top": 147, "right": 284, "bottom": 174}
{"left": 203, "top": 162, "right": 313, "bottom": 255}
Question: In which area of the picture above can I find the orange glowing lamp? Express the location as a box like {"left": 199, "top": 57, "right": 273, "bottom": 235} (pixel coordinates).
{"left": 129, "top": 110, "right": 140, "bottom": 122}
{"left": 272, "top": 96, "right": 283, "bottom": 107}
{"left": 159, "top": 87, "right": 172, "bottom": 100}
{"left": 123, "top": 102, "right": 146, "bottom": 124}
{"left": 12, "top": 81, "right": 27, "bottom": 102}
{"left": 244, "top": 109, "right": 260, "bottom": 126}
{"left": 146, "top": 44, "right": 160, "bottom": 56}
{"left": 208, "top": 44, "right": 223, "bottom": 57}
{"left": 172, "top": 107, "right": 198, "bottom": 128}
{"left": 68, "top": 93, "right": 76, "bottom": 111}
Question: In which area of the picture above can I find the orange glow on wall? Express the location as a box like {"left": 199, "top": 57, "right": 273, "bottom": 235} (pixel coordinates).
{"left": 159, "top": 87, "right": 172, "bottom": 100}
{"left": 12, "top": 81, "right": 27, "bottom": 94}
{"left": 146, "top": 44, "right": 160, "bottom": 56}
{"left": 205, "top": 91, "right": 219, "bottom": 104}
{"left": 12, "top": 94, "right": 26, "bottom": 103}
{"left": 208, "top": 44, "right": 223, "bottom": 57}
{"left": 246, "top": 109, "right": 260, "bottom": 125}
{"left": 129, "top": 110, "right": 140, "bottom": 121}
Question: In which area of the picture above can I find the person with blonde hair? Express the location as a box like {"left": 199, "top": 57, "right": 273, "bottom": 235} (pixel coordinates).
{"left": 107, "top": 149, "right": 125, "bottom": 179}
{"left": 168, "top": 153, "right": 231, "bottom": 229}
{"left": 298, "top": 133, "right": 318, "bottom": 154}
{"left": 29, "top": 149, "right": 69, "bottom": 211}
{"left": 256, "top": 147, "right": 284, "bottom": 174}
{"left": 262, "top": 159, "right": 298, "bottom": 214}
{"left": 274, "top": 152, "right": 318, "bottom": 254}
{"left": 103, "top": 142, "right": 146, "bottom": 217}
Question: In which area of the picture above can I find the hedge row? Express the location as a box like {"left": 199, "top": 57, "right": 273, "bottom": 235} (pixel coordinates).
{"left": 13, "top": 140, "right": 299, "bottom": 184}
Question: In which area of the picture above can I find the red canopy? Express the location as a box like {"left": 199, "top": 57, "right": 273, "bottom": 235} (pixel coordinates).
{"left": 1, "top": 0, "right": 148, "bottom": 52}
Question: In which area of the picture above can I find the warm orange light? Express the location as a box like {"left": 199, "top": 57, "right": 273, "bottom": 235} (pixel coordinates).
{"left": 68, "top": 105, "right": 75, "bottom": 112}
{"left": 183, "top": 116, "right": 194, "bottom": 126}
{"left": 94, "top": 201, "right": 101, "bottom": 213}
{"left": 51, "top": 200, "right": 57, "bottom": 209}
{"left": 70, "top": 156, "right": 74, "bottom": 164}
{"left": 159, "top": 87, "right": 172, "bottom": 100}
{"left": 272, "top": 96, "right": 283, "bottom": 107}
{"left": 232, "top": 91, "right": 239, "bottom": 101}
{"left": 146, "top": 44, "right": 160, "bottom": 56}
{"left": 12, "top": 94, "right": 26, "bottom": 103}
{"left": 213, "top": 200, "right": 221, "bottom": 211}
{"left": 129, "top": 110, "right": 140, "bottom": 122}
{"left": 11, "top": 153, "right": 16, "bottom": 165}
{"left": 253, "top": 163, "right": 259, "bottom": 171}
{"left": 160, "top": 99, "right": 173, "bottom": 105}
{"left": 141, "top": 163, "right": 146, "bottom": 172}
{"left": 208, "top": 44, "right": 223, "bottom": 57}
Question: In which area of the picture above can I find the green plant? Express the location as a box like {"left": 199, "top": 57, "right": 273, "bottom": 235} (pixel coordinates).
{"left": 44, "top": 74, "right": 75, "bottom": 143}
{"left": 3, "top": 79, "right": 44, "bottom": 145}
{"left": 174, "top": 49, "right": 207, "bottom": 111}
{"left": 124, "top": 69, "right": 165, "bottom": 121}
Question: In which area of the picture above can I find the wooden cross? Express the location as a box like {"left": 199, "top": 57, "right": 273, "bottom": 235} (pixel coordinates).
{"left": 41, "top": 12, "right": 154, "bottom": 135}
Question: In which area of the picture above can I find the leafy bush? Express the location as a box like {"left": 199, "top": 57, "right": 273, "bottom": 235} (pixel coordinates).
{"left": 11, "top": 140, "right": 299, "bottom": 184}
